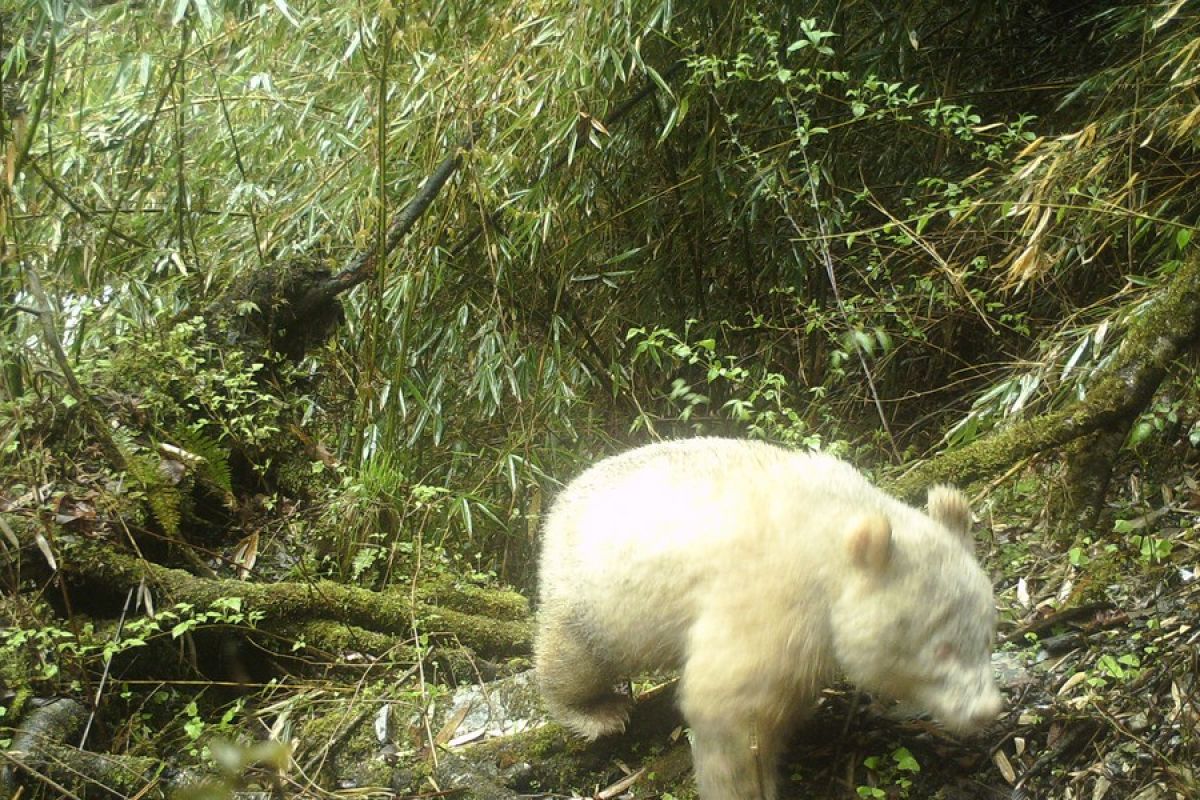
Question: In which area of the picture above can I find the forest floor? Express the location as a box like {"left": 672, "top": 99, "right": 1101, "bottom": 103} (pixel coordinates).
{"left": 313, "top": 469, "right": 1200, "bottom": 800}
{"left": 4, "top": 457, "right": 1197, "bottom": 800}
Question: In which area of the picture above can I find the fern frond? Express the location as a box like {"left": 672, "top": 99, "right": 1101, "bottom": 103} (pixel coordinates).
{"left": 122, "top": 449, "right": 184, "bottom": 536}
{"left": 173, "top": 427, "right": 234, "bottom": 496}
{"left": 146, "top": 485, "right": 183, "bottom": 536}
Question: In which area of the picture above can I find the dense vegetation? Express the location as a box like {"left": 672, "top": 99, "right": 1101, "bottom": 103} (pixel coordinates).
{"left": 2, "top": 1, "right": 1198, "bottom": 798}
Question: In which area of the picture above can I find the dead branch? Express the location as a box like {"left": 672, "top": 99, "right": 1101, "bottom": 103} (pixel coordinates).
{"left": 283, "top": 131, "right": 474, "bottom": 329}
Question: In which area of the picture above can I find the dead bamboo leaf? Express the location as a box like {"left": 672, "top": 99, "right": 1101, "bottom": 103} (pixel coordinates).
{"left": 1008, "top": 243, "right": 1046, "bottom": 285}
{"left": 34, "top": 530, "right": 57, "bottom": 570}
{"left": 434, "top": 702, "right": 472, "bottom": 747}
{"left": 158, "top": 442, "right": 205, "bottom": 464}
{"left": 1016, "top": 135, "right": 1044, "bottom": 160}
{"left": 1153, "top": 0, "right": 1188, "bottom": 30}
{"left": 1058, "top": 670, "right": 1089, "bottom": 696}
{"left": 445, "top": 727, "right": 486, "bottom": 748}
{"left": 0, "top": 515, "right": 20, "bottom": 549}
{"left": 1168, "top": 37, "right": 1200, "bottom": 81}
{"left": 597, "top": 767, "right": 646, "bottom": 799}
{"left": 138, "top": 579, "right": 155, "bottom": 616}
{"left": 232, "top": 532, "right": 260, "bottom": 580}
{"left": 1017, "top": 577, "right": 1031, "bottom": 609}
{"left": 1020, "top": 204, "right": 1053, "bottom": 238}
{"left": 1014, "top": 153, "right": 1046, "bottom": 182}
{"left": 993, "top": 748, "right": 1017, "bottom": 784}
{"left": 1172, "top": 102, "right": 1200, "bottom": 142}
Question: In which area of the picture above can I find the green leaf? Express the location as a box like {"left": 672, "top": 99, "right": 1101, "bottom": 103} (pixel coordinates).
{"left": 1097, "top": 654, "right": 1124, "bottom": 679}
{"left": 213, "top": 596, "right": 244, "bottom": 613}
{"left": 1176, "top": 227, "right": 1192, "bottom": 251}
{"left": 892, "top": 747, "right": 920, "bottom": 772}
{"left": 1128, "top": 420, "right": 1154, "bottom": 447}
{"left": 851, "top": 329, "right": 875, "bottom": 356}
{"left": 272, "top": 0, "right": 302, "bottom": 26}
{"left": 192, "top": 0, "right": 213, "bottom": 28}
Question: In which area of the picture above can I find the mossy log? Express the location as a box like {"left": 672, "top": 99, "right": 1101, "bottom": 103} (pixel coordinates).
{"left": 1, "top": 698, "right": 177, "bottom": 799}
{"left": 3, "top": 739, "right": 171, "bottom": 800}
{"left": 890, "top": 255, "right": 1200, "bottom": 504}
{"left": 56, "top": 537, "right": 531, "bottom": 659}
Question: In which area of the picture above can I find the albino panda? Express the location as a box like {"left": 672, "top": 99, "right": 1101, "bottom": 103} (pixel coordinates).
{"left": 535, "top": 437, "right": 1002, "bottom": 800}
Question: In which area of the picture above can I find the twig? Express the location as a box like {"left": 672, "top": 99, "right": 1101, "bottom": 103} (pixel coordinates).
{"left": 297, "top": 666, "right": 420, "bottom": 778}
{"left": 25, "top": 160, "right": 148, "bottom": 249}
{"left": 862, "top": 186, "right": 996, "bottom": 334}
{"left": 890, "top": 252, "right": 1200, "bottom": 498}
{"left": 1000, "top": 601, "right": 1114, "bottom": 645}
{"left": 449, "top": 60, "right": 686, "bottom": 259}
{"left": 0, "top": 750, "right": 87, "bottom": 800}
{"left": 445, "top": 61, "right": 687, "bottom": 394}
{"left": 80, "top": 585, "right": 137, "bottom": 749}
{"left": 410, "top": 523, "right": 439, "bottom": 771}
{"left": 789, "top": 156, "right": 901, "bottom": 462}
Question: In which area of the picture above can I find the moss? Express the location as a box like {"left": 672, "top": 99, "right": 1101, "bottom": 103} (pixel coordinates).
{"left": 295, "top": 681, "right": 413, "bottom": 789}
{"left": 58, "top": 537, "right": 531, "bottom": 658}
{"left": 890, "top": 255, "right": 1200, "bottom": 502}
{"left": 415, "top": 576, "right": 530, "bottom": 620}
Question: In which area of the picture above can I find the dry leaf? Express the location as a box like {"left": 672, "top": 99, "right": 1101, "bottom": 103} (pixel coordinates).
{"left": 598, "top": 767, "right": 645, "bottom": 799}
{"left": 1153, "top": 0, "right": 1188, "bottom": 30}
{"left": 34, "top": 530, "right": 57, "bottom": 570}
{"left": 1058, "top": 671, "right": 1089, "bottom": 696}
{"left": 138, "top": 580, "right": 155, "bottom": 616}
{"left": 993, "top": 748, "right": 1017, "bottom": 784}
{"left": 1016, "top": 135, "right": 1044, "bottom": 160}
{"left": 232, "top": 532, "right": 260, "bottom": 580}
{"left": 434, "top": 702, "right": 472, "bottom": 747}
{"left": 0, "top": 515, "right": 19, "bottom": 548}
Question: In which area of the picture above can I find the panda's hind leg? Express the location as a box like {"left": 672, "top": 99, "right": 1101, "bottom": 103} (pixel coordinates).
{"left": 534, "top": 607, "right": 632, "bottom": 740}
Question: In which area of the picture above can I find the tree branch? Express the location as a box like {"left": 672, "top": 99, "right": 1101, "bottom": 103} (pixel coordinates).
{"left": 890, "top": 255, "right": 1200, "bottom": 499}
{"left": 285, "top": 131, "right": 474, "bottom": 325}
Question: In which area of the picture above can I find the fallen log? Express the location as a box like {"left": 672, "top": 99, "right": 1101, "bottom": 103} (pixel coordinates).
{"left": 55, "top": 537, "right": 531, "bottom": 660}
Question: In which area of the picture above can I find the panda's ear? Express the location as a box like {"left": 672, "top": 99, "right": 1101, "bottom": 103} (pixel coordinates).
{"left": 927, "top": 485, "right": 971, "bottom": 538}
{"left": 847, "top": 513, "right": 893, "bottom": 574}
